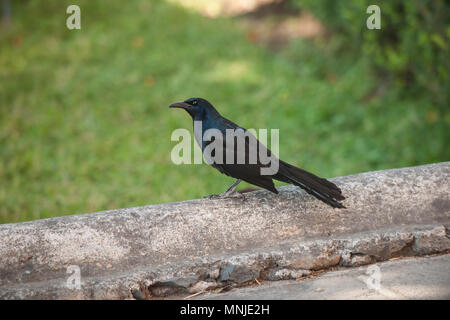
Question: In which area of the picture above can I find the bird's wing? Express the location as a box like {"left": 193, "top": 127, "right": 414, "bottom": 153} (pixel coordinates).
{"left": 217, "top": 163, "right": 278, "bottom": 193}
{"left": 204, "top": 118, "right": 278, "bottom": 193}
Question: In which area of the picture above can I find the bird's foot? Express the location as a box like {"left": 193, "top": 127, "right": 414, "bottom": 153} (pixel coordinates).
{"left": 205, "top": 191, "right": 245, "bottom": 200}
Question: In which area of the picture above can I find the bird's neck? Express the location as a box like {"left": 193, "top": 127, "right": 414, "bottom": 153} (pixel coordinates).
{"left": 192, "top": 108, "right": 222, "bottom": 150}
{"left": 193, "top": 107, "right": 220, "bottom": 124}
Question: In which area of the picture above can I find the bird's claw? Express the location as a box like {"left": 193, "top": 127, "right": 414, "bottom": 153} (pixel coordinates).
{"left": 205, "top": 191, "right": 245, "bottom": 200}
{"left": 204, "top": 194, "right": 220, "bottom": 199}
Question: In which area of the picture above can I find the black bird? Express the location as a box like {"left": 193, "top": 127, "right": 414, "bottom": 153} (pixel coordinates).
{"left": 170, "top": 98, "right": 346, "bottom": 208}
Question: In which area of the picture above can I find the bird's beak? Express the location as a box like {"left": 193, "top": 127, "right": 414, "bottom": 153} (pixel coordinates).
{"left": 169, "top": 101, "right": 191, "bottom": 110}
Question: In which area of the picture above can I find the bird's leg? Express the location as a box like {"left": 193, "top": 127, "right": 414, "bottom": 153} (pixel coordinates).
{"left": 206, "top": 179, "right": 243, "bottom": 199}
{"left": 223, "top": 179, "right": 242, "bottom": 197}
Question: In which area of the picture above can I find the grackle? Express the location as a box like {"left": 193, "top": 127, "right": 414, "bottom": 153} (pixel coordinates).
{"left": 170, "top": 98, "right": 346, "bottom": 208}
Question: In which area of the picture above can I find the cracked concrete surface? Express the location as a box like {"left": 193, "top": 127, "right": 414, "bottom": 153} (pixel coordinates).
{"left": 0, "top": 162, "right": 449, "bottom": 299}
{"left": 195, "top": 254, "right": 450, "bottom": 300}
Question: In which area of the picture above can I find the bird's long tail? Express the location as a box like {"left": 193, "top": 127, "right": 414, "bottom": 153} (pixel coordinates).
{"left": 274, "top": 160, "right": 346, "bottom": 208}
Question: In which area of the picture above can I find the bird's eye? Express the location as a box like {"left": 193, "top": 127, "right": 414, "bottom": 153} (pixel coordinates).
{"left": 191, "top": 100, "right": 198, "bottom": 105}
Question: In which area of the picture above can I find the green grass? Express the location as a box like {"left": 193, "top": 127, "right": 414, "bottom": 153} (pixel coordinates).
{"left": 1, "top": 0, "right": 448, "bottom": 223}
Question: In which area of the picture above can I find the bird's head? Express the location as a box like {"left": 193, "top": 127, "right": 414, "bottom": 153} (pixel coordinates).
{"left": 169, "top": 97, "right": 218, "bottom": 120}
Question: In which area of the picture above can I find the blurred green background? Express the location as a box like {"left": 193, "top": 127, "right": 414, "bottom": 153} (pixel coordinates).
{"left": 0, "top": 0, "right": 448, "bottom": 223}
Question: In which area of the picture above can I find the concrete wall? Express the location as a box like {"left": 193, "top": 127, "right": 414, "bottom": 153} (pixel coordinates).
{"left": 0, "top": 162, "right": 449, "bottom": 299}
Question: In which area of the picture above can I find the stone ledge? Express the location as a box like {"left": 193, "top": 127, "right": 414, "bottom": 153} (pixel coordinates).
{"left": 0, "top": 162, "right": 449, "bottom": 299}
